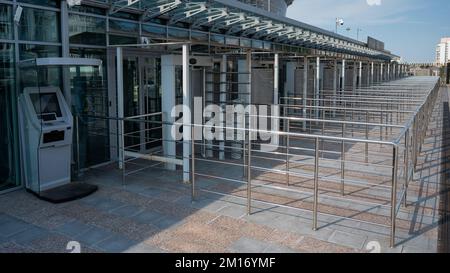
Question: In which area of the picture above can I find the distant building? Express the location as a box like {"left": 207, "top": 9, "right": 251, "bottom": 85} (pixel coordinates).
{"left": 436, "top": 37, "right": 450, "bottom": 66}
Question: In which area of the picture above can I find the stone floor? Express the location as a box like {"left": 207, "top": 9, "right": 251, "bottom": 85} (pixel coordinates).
{"left": 0, "top": 87, "right": 448, "bottom": 253}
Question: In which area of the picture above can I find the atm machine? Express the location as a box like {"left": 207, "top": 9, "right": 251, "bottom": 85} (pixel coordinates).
{"left": 18, "top": 57, "right": 101, "bottom": 202}
{"left": 19, "top": 86, "right": 73, "bottom": 193}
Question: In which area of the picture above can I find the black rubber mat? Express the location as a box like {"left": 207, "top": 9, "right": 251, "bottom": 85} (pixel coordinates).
{"left": 34, "top": 183, "right": 98, "bottom": 204}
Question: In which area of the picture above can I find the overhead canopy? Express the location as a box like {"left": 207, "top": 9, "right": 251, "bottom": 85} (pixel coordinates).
{"left": 19, "top": 57, "right": 103, "bottom": 68}
{"left": 105, "top": 0, "right": 398, "bottom": 60}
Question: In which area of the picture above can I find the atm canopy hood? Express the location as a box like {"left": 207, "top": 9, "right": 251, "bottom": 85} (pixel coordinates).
{"left": 19, "top": 57, "right": 102, "bottom": 68}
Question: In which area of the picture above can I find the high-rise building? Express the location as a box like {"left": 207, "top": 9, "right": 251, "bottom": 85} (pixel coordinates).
{"left": 436, "top": 37, "right": 450, "bottom": 66}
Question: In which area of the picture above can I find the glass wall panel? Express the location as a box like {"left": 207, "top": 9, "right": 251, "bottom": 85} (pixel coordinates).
{"left": 0, "top": 43, "right": 19, "bottom": 191}
{"left": 168, "top": 27, "right": 189, "bottom": 40}
{"left": 19, "top": 8, "right": 60, "bottom": 43}
{"left": 191, "top": 31, "right": 208, "bottom": 43}
{"left": 109, "top": 35, "right": 137, "bottom": 45}
{"left": 69, "top": 5, "right": 105, "bottom": 15}
{"left": 109, "top": 19, "right": 139, "bottom": 34}
{"left": 18, "top": 0, "right": 60, "bottom": 8}
{"left": 19, "top": 44, "right": 61, "bottom": 88}
{"left": 69, "top": 14, "right": 106, "bottom": 46}
{"left": 142, "top": 24, "right": 167, "bottom": 40}
{"left": 70, "top": 48, "right": 110, "bottom": 170}
{"left": 0, "top": 4, "right": 13, "bottom": 40}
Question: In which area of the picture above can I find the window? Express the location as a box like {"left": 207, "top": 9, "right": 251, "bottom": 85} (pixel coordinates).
{"left": 69, "top": 14, "right": 106, "bottom": 46}
{"left": 0, "top": 43, "right": 19, "bottom": 191}
{"left": 19, "top": 44, "right": 61, "bottom": 88}
{"left": 18, "top": 0, "right": 60, "bottom": 8}
{"left": 0, "top": 4, "right": 13, "bottom": 40}
{"left": 109, "top": 19, "right": 139, "bottom": 34}
{"left": 19, "top": 8, "right": 60, "bottom": 43}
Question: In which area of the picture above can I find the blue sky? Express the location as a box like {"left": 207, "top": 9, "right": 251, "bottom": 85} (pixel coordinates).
{"left": 286, "top": 0, "right": 450, "bottom": 63}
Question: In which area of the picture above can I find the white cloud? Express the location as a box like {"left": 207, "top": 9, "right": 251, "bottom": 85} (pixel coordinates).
{"left": 367, "top": 0, "right": 382, "bottom": 6}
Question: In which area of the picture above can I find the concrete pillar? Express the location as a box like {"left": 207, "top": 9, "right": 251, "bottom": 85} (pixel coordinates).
{"left": 352, "top": 61, "right": 357, "bottom": 93}
{"left": 315, "top": 56, "right": 320, "bottom": 118}
{"left": 333, "top": 59, "right": 338, "bottom": 117}
{"left": 371, "top": 62, "right": 374, "bottom": 85}
{"left": 273, "top": 53, "right": 280, "bottom": 146}
{"left": 387, "top": 63, "right": 391, "bottom": 81}
{"left": 274, "top": 53, "right": 279, "bottom": 104}
{"left": 220, "top": 55, "right": 227, "bottom": 161}
{"left": 358, "top": 61, "right": 363, "bottom": 89}
{"left": 380, "top": 63, "right": 384, "bottom": 82}
{"left": 285, "top": 62, "right": 296, "bottom": 97}
{"left": 116, "top": 47, "right": 124, "bottom": 170}
{"left": 303, "top": 57, "right": 308, "bottom": 130}
{"left": 182, "top": 44, "right": 191, "bottom": 183}
{"left": 61, "top": 1, "right": 71, "bottom": 106}
{"left": 162, "top": 55, "right": 177, "bottom": 171}
{"left": 341, "top": 59, "right": 346, "bottom": 93}
{"left": 393, "top": 64, "right": 396, "bottom": 80}
{"left": 366, "top": 62, "right": 370, "bottom": 87}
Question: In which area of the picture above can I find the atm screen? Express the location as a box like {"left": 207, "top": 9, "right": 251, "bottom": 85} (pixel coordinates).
{"left": 30, "top": 93, "right": 62, "bottom": 120}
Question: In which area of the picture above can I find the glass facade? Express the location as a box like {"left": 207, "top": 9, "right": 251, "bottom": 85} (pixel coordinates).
{"left": 19, "top": 7, "right": 60, "bottom": 43}
{"left": 0, "top": 43, "right": 19, "bottom": 191}
{"left": 0, "top": 5, "right": 13, "bottom": 40}
{"left": 0, "top": 0, "right": 305, "bottom": 193}
{"left": 70, "top": 48, "right": 109, "bottom": 171}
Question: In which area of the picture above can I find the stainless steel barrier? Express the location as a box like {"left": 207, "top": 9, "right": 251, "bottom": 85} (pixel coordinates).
{"left": 189, "top": 76, "right": 440, "bottom": 248}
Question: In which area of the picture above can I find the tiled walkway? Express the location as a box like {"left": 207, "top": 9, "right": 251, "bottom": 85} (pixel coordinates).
{"left": 0, "top": 88, "right": 448, "bottom": 253}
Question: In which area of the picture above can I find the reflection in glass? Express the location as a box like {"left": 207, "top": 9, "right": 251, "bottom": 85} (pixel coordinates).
{"left": 70, "top": 48, "right": 110, "bottom": 172}
{"left": 0, "top": 43, "right": 19, "bottom": 191}
{"left": 19, "top": 8, "right": 60, "bottom": 43}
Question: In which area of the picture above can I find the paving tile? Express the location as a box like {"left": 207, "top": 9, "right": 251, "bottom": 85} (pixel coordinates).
{"left": 9, "top": 225, "right": 50, "bottom": 245}
{"left": 263, "top": 244, "right": 297, "bottom": 253}
{"left": 152, "top": 215, "right": 185, "bottom": 230}
{"left": 56, "top": 220, "right": 93, "bottom": 238}
{"left": 0, "top": 215, "right": 32, "bottom": 238}
{"left": 229, "top": 237, "right": 272, "bottom": 253}
{"left": 110, "top": 205, "right": 145, "bottom": 218}
{"left": 298, "top": 237, "right": 357, "bottom": 253}
{"left": 0, "top": 241, "right": 35, "bottom": 253}
{"left": 328, "top": 230, "right": 368, "bottom": 250}
{"left": 74, "top": 226, "right": 115, "bottom": 247}
{"left": 82, "top": 197, "right": 126, "bottom": 212}
{"left": 124, "top": 242, "right": 166, "bottom": 253}
{"left": 402, "top": 245, "right": 436, "bottom": 253}
{"left": 217, "top": 205, "right": 247, "bottom": 219}
{"left": 96, "top": 235, "right": 138, "bottom": 253}
{"left": 132, "top": 210, "right": 165, "bottom": 224}
{"left": 28, "top": 233, "right": 74, "bottom": 253}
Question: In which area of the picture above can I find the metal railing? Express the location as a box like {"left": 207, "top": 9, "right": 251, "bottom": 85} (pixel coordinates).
{"left": 187, "top": 76, "right": 440, "bottom": 248}
{"left": 76, "top": 76, "right": 440, "bottom": 249}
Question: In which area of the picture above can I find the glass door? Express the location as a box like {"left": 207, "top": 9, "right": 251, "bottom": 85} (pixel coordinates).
{"left": 122, "top": 55, "right": 140, "bottom": 152}
{"left": 122, "top": 52, "right": 162, "bottom": 153}
{"left": 141, "top": 57, "right": 162, "bottom": 150}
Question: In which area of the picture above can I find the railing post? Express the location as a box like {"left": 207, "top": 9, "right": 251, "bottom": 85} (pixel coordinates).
{"left": 191, "top": 124, "right": 196, "bottom": 202}
{"left": 404, "top": 129, "right": 409, "bottom": 207}
{"left": 365, "top": 111, "right": 369, "bottom": 164}
{"left": 313, "top": 137, "right": 320, "bottom": 231}
{"left": 390, "top": 145, "right": 399, "bottom": 248}
{"left": 75, "top": 115, "right": 81, "bottom": 179}
{"left": 120, "top": 119, "right": 125, "bottom": 186}
{"left": 341, "top": 123, "right": 346, "bottom": 196}
{"left": 286, "top": 119, "right": 290, "bottom": 186}
{"left": 380, "top": 108, "right": 384, "bottom": 141}
{"left": 247, "top": 123, "right": 252, "bottom": 215}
